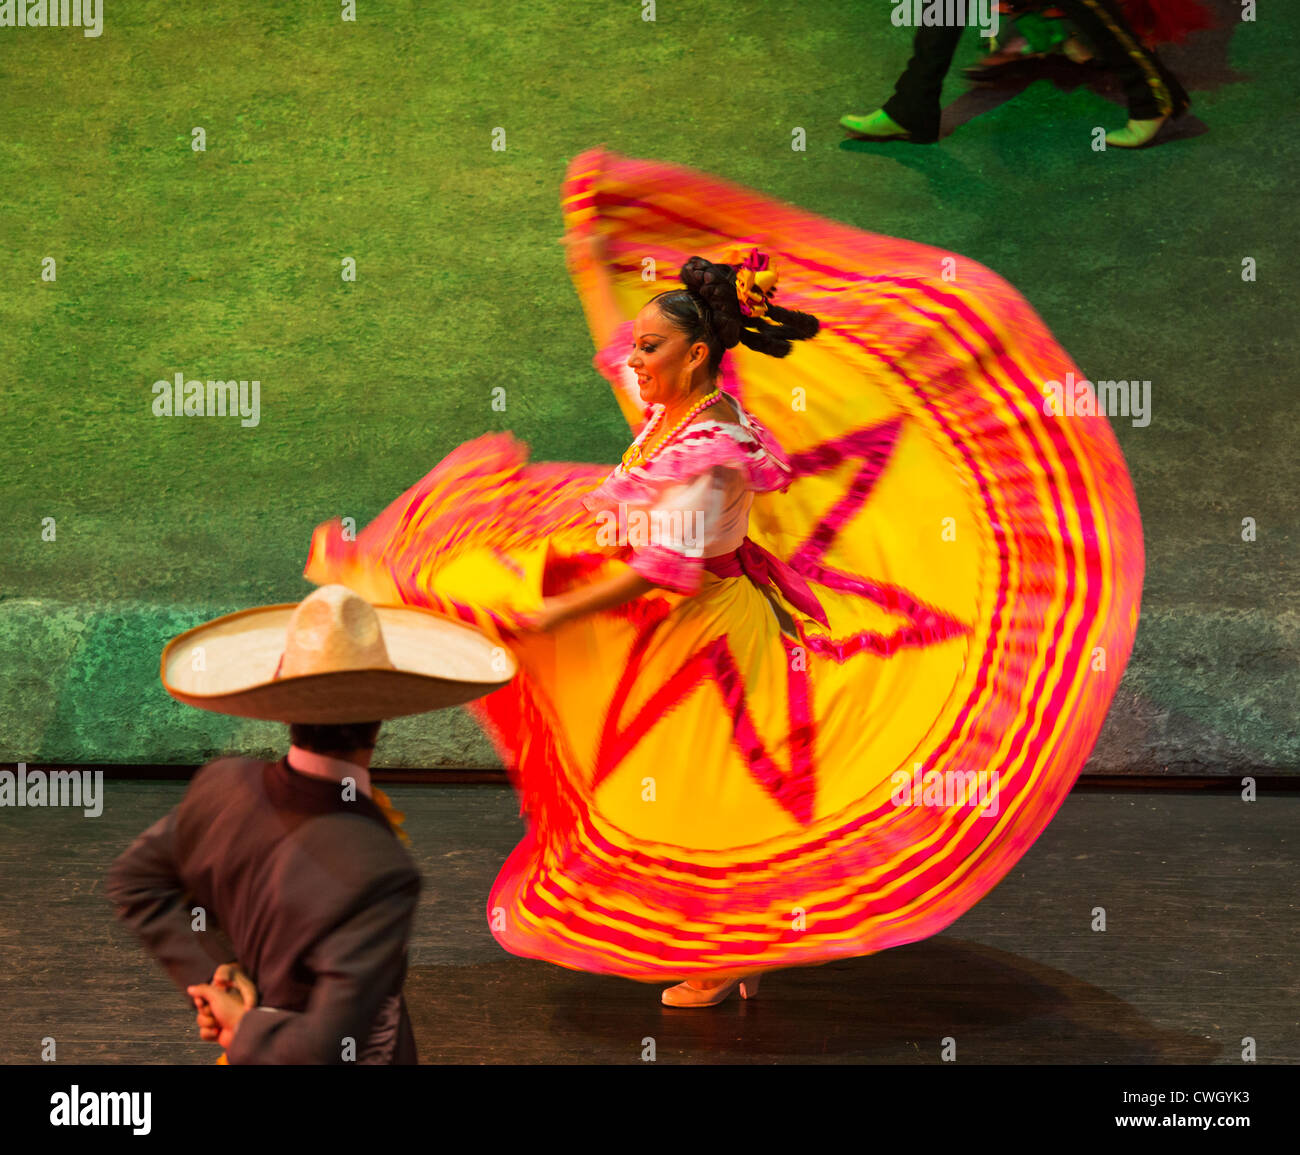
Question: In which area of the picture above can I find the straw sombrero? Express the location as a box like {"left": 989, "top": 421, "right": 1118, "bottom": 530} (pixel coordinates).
{"left": 161, "top": 584, "right": 516, "bottom": 723}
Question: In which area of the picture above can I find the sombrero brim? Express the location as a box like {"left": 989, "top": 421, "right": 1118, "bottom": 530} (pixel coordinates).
{"left": 161, "top": 601, "right": 516, "bottom": 723}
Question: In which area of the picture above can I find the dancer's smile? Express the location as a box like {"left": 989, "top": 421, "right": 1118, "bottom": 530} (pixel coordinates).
{"left": 626, "top": 320, "right": 669, "bottom": 403}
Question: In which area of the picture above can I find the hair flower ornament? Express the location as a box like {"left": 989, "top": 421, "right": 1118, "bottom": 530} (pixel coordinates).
{"left": 731, "top": 247, "right": 779, "bottom": 319}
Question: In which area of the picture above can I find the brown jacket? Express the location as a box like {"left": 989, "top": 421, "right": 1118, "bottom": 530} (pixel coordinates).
{"left": 106, "top": 756, "right": 420, "bottom": 1064}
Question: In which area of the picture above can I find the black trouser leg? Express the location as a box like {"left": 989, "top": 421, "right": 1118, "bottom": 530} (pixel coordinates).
{"left": 1056, "top": 0, "right": 1189, "bottom": 119}
{"left": 882, "top": 24, "right": 967, "bottom": 142}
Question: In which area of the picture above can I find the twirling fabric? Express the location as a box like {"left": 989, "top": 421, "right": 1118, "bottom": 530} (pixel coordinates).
{"left": 1008, "top": 0, "right": 1212, "bottom": 45}
{"left": 304, "top": 147, "right": 1143, "bottom": 982}
{"left": 1106, "top": 0, "right": 1211, "bottom": 44}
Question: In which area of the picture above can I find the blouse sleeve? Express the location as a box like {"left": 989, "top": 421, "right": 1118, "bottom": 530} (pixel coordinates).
{"left": 626, "top": 467, "right": 730, "bottom": 595}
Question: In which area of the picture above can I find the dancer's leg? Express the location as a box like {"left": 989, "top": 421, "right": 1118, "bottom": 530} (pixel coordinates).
{"left": 881, "top": 24, "right": 968, "bottom": 143}
{"left": 1058, "top": 0, "right": 1189, "bottom": 120}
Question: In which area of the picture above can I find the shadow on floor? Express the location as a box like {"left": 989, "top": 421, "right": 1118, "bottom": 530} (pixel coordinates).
{"left": 405, "top": 937, "right": 1216, "bottom": 1063}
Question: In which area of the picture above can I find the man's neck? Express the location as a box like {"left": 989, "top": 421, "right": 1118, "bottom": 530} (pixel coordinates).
{"left": 285, "top": 746, "right": 372, "bottom": 797}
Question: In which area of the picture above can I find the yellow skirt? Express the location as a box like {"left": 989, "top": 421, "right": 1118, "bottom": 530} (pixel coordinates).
{"left": 304, "top": 148, "right": 1143, "bottom": 982}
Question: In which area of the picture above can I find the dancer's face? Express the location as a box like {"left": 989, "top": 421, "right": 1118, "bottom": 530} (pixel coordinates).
{"left": 626, "top": 304, "right": 709, "bottom": 407}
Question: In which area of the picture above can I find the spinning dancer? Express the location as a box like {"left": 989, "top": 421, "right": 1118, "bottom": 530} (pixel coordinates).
{"left": 305, "top": 148, "right": 1144, "bottom": 1007}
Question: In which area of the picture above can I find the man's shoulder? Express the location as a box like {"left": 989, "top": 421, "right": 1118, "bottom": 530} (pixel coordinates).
{"left": 269, "top": 813, "right": 420, "bottom": 921}
{"left": 190, "top": 754, "right": 267, "bottom": 784}
{"left": 181, "top": 759, "right": 418, "bottom": 889}
{"left": 175, "top": 757, "right": 267, "bottom": 812}
{"left": 292, "top": 808, "right": 419, "bottom": 874}
{"left": 185, "top": 757, "right": 404, "bottom": 840}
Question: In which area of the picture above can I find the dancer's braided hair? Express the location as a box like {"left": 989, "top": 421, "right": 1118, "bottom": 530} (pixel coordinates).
{"left": 649, "top": 256, "right": 820, "bottom": 377}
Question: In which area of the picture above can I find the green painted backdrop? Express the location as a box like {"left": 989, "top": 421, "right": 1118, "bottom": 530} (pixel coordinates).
{"left": 1, "top": 1, "right": 1294, "bottom": 771}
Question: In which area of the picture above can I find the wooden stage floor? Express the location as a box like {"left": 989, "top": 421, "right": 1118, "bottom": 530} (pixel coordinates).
{"left": 1, "top": 784, "right": 1295, "bottom": 1064}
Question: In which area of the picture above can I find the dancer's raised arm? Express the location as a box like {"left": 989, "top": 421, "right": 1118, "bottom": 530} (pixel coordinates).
{"left": 564, "top": 226, "right": 624, "bottom": 353}
{"left": 517, "top": 561, "right": 657, "bottom": 633}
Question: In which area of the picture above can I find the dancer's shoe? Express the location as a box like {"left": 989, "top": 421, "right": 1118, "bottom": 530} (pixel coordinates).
{"left": 1105, "top": 116, "right": 1168, "bottom": 149}
{"left": 839, "top": 109, "right": 911, "bottom": 142}
{"left": 661, "top": 974, "right": 761, "bottom": 1007}
{"left": 1106, "top": 92, "right": 1190, "bottom": 149}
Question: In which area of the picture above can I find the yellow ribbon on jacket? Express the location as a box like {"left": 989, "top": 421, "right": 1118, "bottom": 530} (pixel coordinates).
{"left": 371, "top": 784, "right": 411, "bottom": 846}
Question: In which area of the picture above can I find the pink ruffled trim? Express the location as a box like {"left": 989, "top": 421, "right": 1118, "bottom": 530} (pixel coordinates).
{"left": 584, "top": 421, "right": 793, "bottom": 510}
{"left": 627, "top": 542, "right": 703, "bottom": 595}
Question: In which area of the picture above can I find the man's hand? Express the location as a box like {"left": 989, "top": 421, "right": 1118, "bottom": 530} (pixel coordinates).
{"left": 187, "top": 982, "right": 251, "bottom": 1052}
{"left": 213, "top": 962, "right": 258, "bottom": 1008}
{"left": 191, "top": 962, "right": 258, "bottom": 1045}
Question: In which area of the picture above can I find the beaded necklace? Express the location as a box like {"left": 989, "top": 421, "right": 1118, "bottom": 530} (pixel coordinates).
{"left": 619, "top": 389, "right": 724, "bottom": 472}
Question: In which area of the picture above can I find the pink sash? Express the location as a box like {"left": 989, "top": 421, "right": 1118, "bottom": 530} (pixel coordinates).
{"left": 703, "top": 537, "right": 829, "bottom": 628}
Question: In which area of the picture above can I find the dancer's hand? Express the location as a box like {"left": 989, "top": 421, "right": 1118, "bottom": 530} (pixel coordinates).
{"left": 194, "top": 1001, "right": 219, "bottom": 1042}
{"left": 514, "top": 569, "right": 653, "bottom": 633}
{"left": 186, "top": 983, "right": 249, "bottom": 1051}
{"left": 213, "top": 962, "right": 258, "bottom": 1009}
{"left": 193, "top": 962, "right": 257, "bottom": 1042}
{"left": 514, "top": 599, "right": 571, "bottom": 634}
{"left": 561, "top": 225, "right": 608, "bottom": 268}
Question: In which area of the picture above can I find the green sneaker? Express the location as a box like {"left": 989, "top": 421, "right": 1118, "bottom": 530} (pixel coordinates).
{"left": 1105, "top": 116, "right": 1168, "bottom": 149}
{"left": 840, "top": 109, "right": 911, "bottom": 141}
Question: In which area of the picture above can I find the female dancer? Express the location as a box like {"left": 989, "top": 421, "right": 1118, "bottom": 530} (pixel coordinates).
{"left": 518, "top": 239, "right": 826, "bottom": 1005}
{"left": 305, "top": 148, "right": 1144, "bottom": 1007}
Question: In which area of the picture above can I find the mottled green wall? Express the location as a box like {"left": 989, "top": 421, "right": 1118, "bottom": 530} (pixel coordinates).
{"left": 1, "top": 2, "right": 1293, "bottom": 772}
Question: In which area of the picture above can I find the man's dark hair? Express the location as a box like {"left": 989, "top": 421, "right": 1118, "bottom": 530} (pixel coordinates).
{"left": 288, "top": 720, "right": 382, "bottom": 756}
